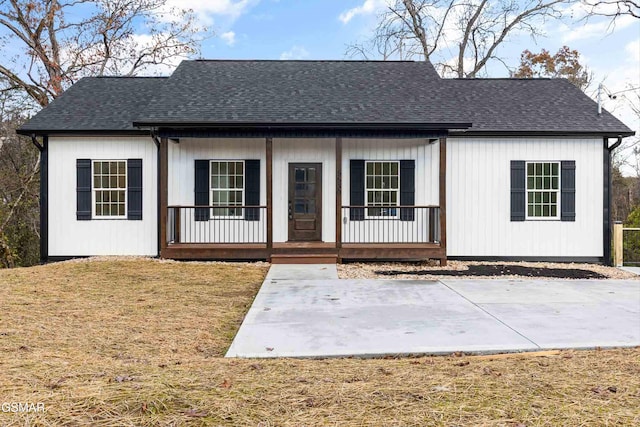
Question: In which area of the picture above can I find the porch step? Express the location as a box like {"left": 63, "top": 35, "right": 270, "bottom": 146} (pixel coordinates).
{"left": 270, "top": 254, "right": 338, "bottom": 264}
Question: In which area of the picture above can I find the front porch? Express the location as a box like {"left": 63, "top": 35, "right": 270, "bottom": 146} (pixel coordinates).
{"left": 158, "top": 136, "right": 448, "bottom": 264}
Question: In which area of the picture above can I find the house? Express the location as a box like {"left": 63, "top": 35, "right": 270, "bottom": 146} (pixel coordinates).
{"left": 17, "top": 60, "right": 634, "bottom": 264}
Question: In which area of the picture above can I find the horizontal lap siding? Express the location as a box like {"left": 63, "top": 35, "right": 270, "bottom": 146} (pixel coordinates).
{"left": 272, "top": 138, "right": 336, "bottom": 243}
{"left": 168, "top": 138, "right": 266, "bottom": 244}
{"left": 341, "top": 138, "right": 439, "bottom": 243}
{"left": 48, "top": 136, "right": 157, "bottom": 256}
{"left": 446, "top": 137, "right": 603, "bottom": 257}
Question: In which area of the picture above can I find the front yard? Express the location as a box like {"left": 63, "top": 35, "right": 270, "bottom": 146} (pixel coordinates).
{"left": 1, "top": 259, "right": 638, "bottom": 426}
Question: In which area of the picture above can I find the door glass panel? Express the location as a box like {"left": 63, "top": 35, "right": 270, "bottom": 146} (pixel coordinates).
{"left": 295, "top": 168, "right": 305, "bottom": 182}
{"left": 308, "top": 168, "right": 316, "bottom": 182}
{"left": 295, "top": 200, "right": 306, "bottom": 213}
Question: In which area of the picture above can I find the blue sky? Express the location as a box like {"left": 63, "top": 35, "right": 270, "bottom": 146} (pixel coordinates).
{"left": 187, "top": 0, "right": 638, "bottom": 133}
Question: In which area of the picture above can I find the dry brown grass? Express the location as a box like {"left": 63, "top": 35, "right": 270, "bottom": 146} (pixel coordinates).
{"left": 1, "top": 259, "right": 639, "bottom": 426}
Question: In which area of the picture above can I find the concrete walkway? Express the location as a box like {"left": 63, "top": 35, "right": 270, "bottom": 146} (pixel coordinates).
{"left": 226, "top": 267, "right": 640, "bottom": 358}
{"left": 620, "top": 266, "right": 640, "bottom": 275}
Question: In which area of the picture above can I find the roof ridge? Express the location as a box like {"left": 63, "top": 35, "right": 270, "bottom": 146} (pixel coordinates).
{"left": 191, "top": 59, "right": 418, "bottom": 63}
{"left": 89, "top": 76, "right": 169, "bottom": 79}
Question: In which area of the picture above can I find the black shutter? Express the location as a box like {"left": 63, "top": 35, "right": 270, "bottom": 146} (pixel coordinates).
{"left": 76, "top": 159, "right": 92, "bottom": 220}
{"left": 350, "top": 160, "right": 365, "bottom": 220}
{"left": 510, "top": 160, "right": 526, "bottom": 221}
{"left": 244, "top": 160, "right": 260, "bottom": 221}
{"left": 400, "top": 160, "right": 415, "bottom": 221}
{"left": 561, "top": 161, "right": 576, "bottom": 222}
{"left": 127, "top": 159, "right": 143, "bottom": 220}
{"left": 194, "top": 160, "right": 209, "bottom": 221}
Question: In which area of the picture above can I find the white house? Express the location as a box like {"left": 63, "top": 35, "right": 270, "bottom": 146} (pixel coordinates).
{"left": 18, "top": 60, "right": 633, "bottom": 264}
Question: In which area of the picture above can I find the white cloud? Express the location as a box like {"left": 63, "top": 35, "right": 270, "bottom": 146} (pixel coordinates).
{"left": 280, "top": 45, "right": 309, "bottom": 60}
{"left": 220, "top": 31, "right": 236, "bottom": 46}
{"left": 163, "top": 0, "right": 259, "bottom": 26}
{"left": 561, "top": 14, "right": 637, "bottom": 43}
{"left": 339, "top": 0, "right": 389, "bottom": 24}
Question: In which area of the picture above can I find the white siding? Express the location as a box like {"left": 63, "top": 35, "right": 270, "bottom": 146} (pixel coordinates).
{"left": 168, "top": 138, "right": 266, "bottom": 243}
{"left": 447, "top": 137, "right": 603, "bottom": 257}
{"left": 273, "top": 138, "right": 336, "bottom": 242}
{"left": 341, "top": 138, "right": 440, "bottom": 243}
{"left": 48, "top": 136, "right": 157, "bottom": 256}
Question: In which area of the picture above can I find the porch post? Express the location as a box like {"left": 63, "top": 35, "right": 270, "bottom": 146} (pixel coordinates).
{"left": 266, "top": 137, "right": 273, "bottom": 252}
{"left": 439, "top": 137, "right": 447, "bottom": 266}
{"left": 335, "top": 137, "right": 342, "bottom": 251}
{"left": 159, "top": 137, "right": 168, "bottom": 257}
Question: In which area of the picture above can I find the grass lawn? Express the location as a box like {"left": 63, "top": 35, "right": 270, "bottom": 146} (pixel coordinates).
{"left": 0, "top": 259, "right": 638, "bottom": 426}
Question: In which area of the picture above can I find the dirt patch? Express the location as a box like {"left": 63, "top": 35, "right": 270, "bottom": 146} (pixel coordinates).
{"left": 377, "top": 263, "right": 607, "bottom": 279}
{"left": 339, "top": 260, "right": 638, "bottom": 280}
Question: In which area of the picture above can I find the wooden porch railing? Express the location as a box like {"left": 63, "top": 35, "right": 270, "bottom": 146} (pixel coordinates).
{"left": 167, "top": 205, "right": 267, "bottom": 244}
{"left": 340, "top": 206, "right": 441, "bottom": 244}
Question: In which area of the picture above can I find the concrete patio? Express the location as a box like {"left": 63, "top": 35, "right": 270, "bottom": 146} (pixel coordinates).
{"left": 226, "top": 265, "right": 640, "bottom": 358}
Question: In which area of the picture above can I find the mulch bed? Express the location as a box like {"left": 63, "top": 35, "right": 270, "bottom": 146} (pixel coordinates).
{"left": 376, "top": 264, "right": 607, "bottom": 279}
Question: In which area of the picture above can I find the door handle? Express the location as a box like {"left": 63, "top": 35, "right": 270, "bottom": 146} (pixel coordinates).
{"left": 288, "top": 201, "right": 293, "bottom": 220}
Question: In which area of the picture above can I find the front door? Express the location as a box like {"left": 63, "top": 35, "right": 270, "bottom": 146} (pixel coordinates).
{"left": 288, "top": 163, "right": 322, "bottom": 241}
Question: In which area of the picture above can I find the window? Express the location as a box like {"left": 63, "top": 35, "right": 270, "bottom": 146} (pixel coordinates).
{"left": 365, "top": 161, "right": 399, "bottom": 217}
{"left": 93, "top": 160, "right": 127, "bottom": 218}
{"left": 526, "top": 161, "right": 560, "bottom": 219}
{"left": 210, "top": 160, "right": 244, "bottom": 217}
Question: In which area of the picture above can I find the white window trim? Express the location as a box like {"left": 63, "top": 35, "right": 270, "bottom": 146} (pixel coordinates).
{"left": 364, "top": 160, "right": 400, "bottom": 220}
{"left": 525, "top": 160, "right": 561, "bottom": 221}
{"left": 92, "top": 159, "right": 127, "bottom": 220}
{"left": 209, "top": 160, "right": 245, "bottom": 220}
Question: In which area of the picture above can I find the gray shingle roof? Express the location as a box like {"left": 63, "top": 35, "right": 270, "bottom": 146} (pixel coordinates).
{"left": 18, "top": 76, "right": 167, "bottom": 133}
{"left": 18, "top": 60, "right": 633, "bottom": 136}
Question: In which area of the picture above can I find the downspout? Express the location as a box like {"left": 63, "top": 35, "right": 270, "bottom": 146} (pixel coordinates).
{"left": 604, "top": 136, "right": 623, "bottom": 265}
{"left": 151, "top": 129, "right": 161, "bottom": 258}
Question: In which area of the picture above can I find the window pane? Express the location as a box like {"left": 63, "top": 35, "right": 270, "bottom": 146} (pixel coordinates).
{"left": 391, "top": 177, "right": 398, "bottom": 189}
{"left": 534, "top": 205, "right": 542, "bottom": 216}
{"left": 527, "top": 177, "right": 534, "bottom": 189}
{"left": 391, "top": 162, "right": 398, "bottom": 175}
{"left": 390, "top": 192, "right": 397, "bottom": 203}
{"left": 383, "top": 162, "right": 390, "bottom": 174}
{"left": 535, "top": 163, "right": 542, "bottom": 175}
{"left": 102, "top": 163, "right": 109, "bottom": 174}
{"left": 528, "top": 192, "right": 533, "bottom": 203}
{"left": 220, "top": 163, "right": 227, "bottom": 174}
{"left": 552, "top": 177, "right": 558, "bottom": 189}
{"left": 104, "top": 191, "right": 110, "bottom": 202}
{"left": 374, "top": 176, "right": 381, "bottom": 189}
{"left": 219, "top": 177, "right": 228, "bottom": 188}
{"left": 212, "top": 162, "right": 219, "bottom": 174}
{"left": 236, "top": 162, "right": 243, "bottom": 174}
{"left": 367, "top": 192, "right": 374, "bottom": 203}
{"left": 118, "top": 176, "right": 125, "bottom": 188}
{"left": 551, "top": 205, "right": 557, "bottom": 217}
{"left": 543, "top": 193, "right": 549, "bottom": 203}
{"left": 535, "top": 177, "right": 542, "bottom": 189}
{"left": 552, "top": 163, "right": 559, "bottom": 175}
{"left": 535, "top": 192, "right": 541, "bottom": 203}
{"left": 375, "top": 163, "right": 382, "bottom": 174}
{"left": 551, "top": 192, "right": 557, "bottom": 203}
{"left": 119, "top": 204, "right": 125, "bottom": 216}
{"left": 367, "top": 163, "right": 374, "bottom": 174}
{"left": 212, "top": 191, "right": 220, "bottom": 203}
{"left": 228, "top": 162, "right": 235, "bottom": 174}
{"left": 544, "top": 177, "right": 550, "bottom": 189}
{"left": 102, "top": 177, "right": 109, "bottom": 188}
{"left": 542, "top": 205, "right": 550, "bottom": 217}
{"left": 236, "top": 177, "right": 243, "bottom": 189}
{"left": 543, "top": 163, "right": 550, "bottom": 175}
{"left": 527, "top": 163, "right": 534, "bottom": 175}
{"left": 110, "top": 176, "right": 117, "bottom": 188}
{"left": 528, "top": 205, "right": 533, "bottom": 216}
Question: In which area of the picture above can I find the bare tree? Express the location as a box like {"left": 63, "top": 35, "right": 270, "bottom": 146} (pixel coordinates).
{"left": 347, "top": 0, "right": 572, "bottom": 77}
{"left": 583, "top": 0, "right": 640, "bottom": 20}
{"left": 0, "top": 0, "right": 208, "bottom": 107}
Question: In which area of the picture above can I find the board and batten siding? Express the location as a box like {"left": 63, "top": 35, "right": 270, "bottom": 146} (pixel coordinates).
{"left": 341, "top": 138, "right": 440, "bottom": 243}
{"left": 272, "top": 138, "right": 336, "bottom": 242}
{"left": 446, "top": 137, "right": 603, "bottom": 257}
{"left": 48, "top": 136, "right": 157, "bottom": 256}
{"left": 167, "top": 138, "right": 266, "bottom": 243}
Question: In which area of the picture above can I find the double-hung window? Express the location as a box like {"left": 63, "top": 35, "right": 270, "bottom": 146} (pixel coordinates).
{"left": 93, "top": 160, "right": 127, "bottom": 218}
{"left": 365, "top": 161, "right": 399, "bottom": 217}
{"left": 526, "top": 161, "right": 560, "bottom": 219}
{"left": 210, "top": 160, "right": 244, "bottom": 217}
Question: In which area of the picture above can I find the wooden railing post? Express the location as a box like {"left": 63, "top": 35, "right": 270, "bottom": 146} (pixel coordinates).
{"left": 335, "top": 137, "right": 342, "bottom": 250}
{"left": 159, "top": 137, "right": 168, "bottom": 256}
{"left": 613, "top": 221, "right": 623, "bottom": 267}
{"left": 266, "top": 137, "right": 273, "bottom": 252}
{"left": 438, "top": 137, "right": 447, "bottom": 266}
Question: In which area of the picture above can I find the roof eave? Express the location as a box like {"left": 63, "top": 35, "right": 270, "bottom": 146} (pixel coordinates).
{"left": 132, "top": 121, "right": 473, "bottom": 131}
{"left": 450, "top": 130, "right": 636, "bottom": 138}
